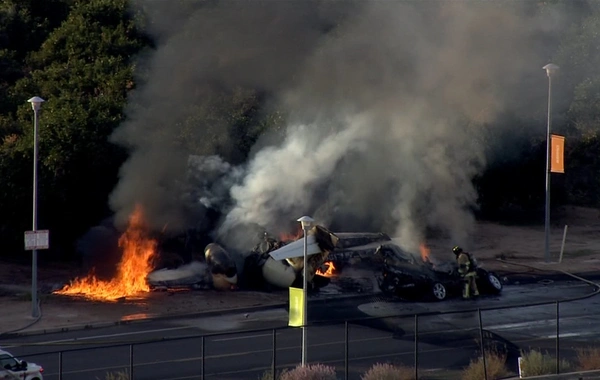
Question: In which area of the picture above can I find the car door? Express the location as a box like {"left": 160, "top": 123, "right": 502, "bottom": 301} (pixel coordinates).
{"left": 0, "top": 354, "right": 21, "bottom": 380}
{"left": 380, "top": 246, "right": 421, "bottom": 290}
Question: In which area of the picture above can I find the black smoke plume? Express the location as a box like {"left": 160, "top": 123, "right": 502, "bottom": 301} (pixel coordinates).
{"left": 107, "top": 1, "right": 580, "bottom": 255}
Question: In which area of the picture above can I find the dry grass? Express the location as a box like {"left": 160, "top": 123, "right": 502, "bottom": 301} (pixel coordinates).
{"left": 519, "top": 349, "right": 571, "bottom": 377}
{"left": 576, "top": 346, "right": 600, "bottom": 371}
{"left": 99, "top": 370, "right": 129, "bottom": 380}
{"left": 361, "top": 362, "right": 415, "bottom": 380}
{"left": 279, "top": 364, "right": 337, "bottom": 380}
{"left": 461, "top": 350, "right": 509, "bottom": 380}
{"left": 258, "top": 368, "right": 290, "bottom": 380}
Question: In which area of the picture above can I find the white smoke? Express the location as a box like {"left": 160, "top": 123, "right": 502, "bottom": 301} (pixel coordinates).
{"left": 216, "top": 1, "right": 569, "bottom": 252}
{"left": 186, "top": 155, "right": 243, "bottom": 210}
{"left": 146, "top": 261, "right": 208, "bottom": 284}
{"left": 220, "top": 114, "right": 371, "bottom": 235}
{"left": 111, "top": 1, "right": 580, "bottom": 253}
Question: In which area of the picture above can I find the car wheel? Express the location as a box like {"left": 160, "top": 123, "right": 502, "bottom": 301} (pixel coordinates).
{"left": 431, "top": 282, "right": 447, "bottom": 301}
{"left": 487, "top": 273, "right": 503, "bottom": 293}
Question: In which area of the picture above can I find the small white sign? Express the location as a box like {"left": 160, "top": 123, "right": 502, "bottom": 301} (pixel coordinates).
{"left": 24, "top": 230, "right": 50, "bottom": 250}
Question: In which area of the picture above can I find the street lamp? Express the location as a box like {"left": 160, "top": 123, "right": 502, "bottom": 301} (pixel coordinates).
{"left": 27, "top": 96, "right": 45, "bottom": 318}
{"left": 543, "top": 64, "right": 558, "bottom": 263}
{"left": 297, "top": 215, "right": 314, "bottom": 366}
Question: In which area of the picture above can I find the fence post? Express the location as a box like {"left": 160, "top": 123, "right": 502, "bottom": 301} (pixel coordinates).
{"left": 129, "top": 344, "right": 133, "bottom": 379}
{"left": 478, "top": 308, "right": 488, "bottom": 380}
{"left": 58, "top": 351, "right": 63, "bottom": 380}
{"left": 556, "top": 301, "right": 560, "bottom": 374}
{"left": 272, "top": 329, "right": 277, "bottom": 379}
{"left": 201, "top": 336, "right": 205, "bottom": 380}
{"left": 344, "top": 321, "right": 349, "bottom": 380}
{"left": 414, "top": 314, "right": 418, "bottom": 380}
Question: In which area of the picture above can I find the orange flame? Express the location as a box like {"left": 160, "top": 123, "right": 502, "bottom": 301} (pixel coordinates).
{"left": 54, "top": 204, "right": 157, "bottom": 301}
{"left": 316, "top": 261, "right": 337, "bottom": 277}
{"left": 419, "top": 243, "right": 431, "bottom": 263}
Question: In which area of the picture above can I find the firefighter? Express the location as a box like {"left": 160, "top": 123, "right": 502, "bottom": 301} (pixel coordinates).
{"left": 452, "top": 246, "right": 479, "bottom": 299}
{"left": 257, "top": 231, "right": 280, "bottom": 254}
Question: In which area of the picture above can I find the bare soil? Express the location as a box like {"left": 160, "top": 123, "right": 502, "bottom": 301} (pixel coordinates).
{"left": 424, "top": 205, "right": 600, "bottom": 275}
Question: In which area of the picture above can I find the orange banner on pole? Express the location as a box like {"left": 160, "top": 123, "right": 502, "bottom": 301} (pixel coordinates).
{"left": 551, "top": 134, "right": 565, "bottom": 173}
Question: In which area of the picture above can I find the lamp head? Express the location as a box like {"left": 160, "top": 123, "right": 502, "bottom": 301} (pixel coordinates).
{"left": 27, "top": 96, "right": 45, "bottom": 112}
{"left": 297, "top": 215, "right": 315, "bottom": 230}
{"left": 543, "top": 63, "right": 559, "bottom": 78}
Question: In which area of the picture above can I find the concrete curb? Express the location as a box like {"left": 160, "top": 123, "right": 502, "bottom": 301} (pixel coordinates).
{"left": 0, "top": 302, "right": 286, "bottom": 339}
{"left": 0, "top": 291, "right": 381, "bottom": 339}
{"left": 2, "top": 269, "right": 598, "bottom": 339}
{"left": 506, "top": 369, "right": 600, "bottom": 379}
{"left": 497, "top": 270, "right": 600, "bottom": 285}
{"left": 497, "top": 261, "right": 600, "bottom": 288}
{"left": 498, "top": 262, "right": 600, "bottom": 380}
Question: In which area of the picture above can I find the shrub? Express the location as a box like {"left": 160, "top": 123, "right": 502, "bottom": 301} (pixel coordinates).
{"left": 461, "top": 351, "right": 509, "bottom": 380}
{"left": 259, "top": 368, "right": 289, "bottom": 380}
{"left": 99, "top": 370, "right": 129, "bottom": 380}
{"left": 361, "top": 362, "right": 414, "bottom": 380}
{"left": 576, "top": 346, "right": 600, "bottom": 371}
{"left": 519, "top": 349, "right": 570, "bottom": 377}
{"left": 279, "top": 363, "right": 337, "bottom": 380}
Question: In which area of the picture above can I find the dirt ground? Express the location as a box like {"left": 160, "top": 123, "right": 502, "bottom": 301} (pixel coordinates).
{"left": 424, "top": 205, "right": 600, "bottom": 275}
{"left": 1, "top": 205, "right": 599, "bottom": 334}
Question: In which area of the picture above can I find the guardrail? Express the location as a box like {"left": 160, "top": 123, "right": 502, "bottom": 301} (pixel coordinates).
{"left": 7, "top": 295, "right": 599, "bottom": 380}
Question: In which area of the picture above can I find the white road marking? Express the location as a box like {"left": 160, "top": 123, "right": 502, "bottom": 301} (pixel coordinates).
{"left": 541, "top": 332, "right": 596, "bottom": 339}
{"left": 213, "top": 333, "right": 273, "bottom": 342}
{"left": 1, "top": 326, "right": 192, "bottom": 349}
{"left": 42, "top": 339, "right": 452, "bottom": 378}
{"left": 4, "top": 312, "right": 594, "bottom": 348}
{"left": 35, "top": 328, "right": 600, "bottom": 378}
{"left": 485, "top": 315, "right": 590, "bottom": 331}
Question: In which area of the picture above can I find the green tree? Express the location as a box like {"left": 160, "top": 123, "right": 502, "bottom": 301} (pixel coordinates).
{"left": 0, "top": 0, "right": 151, "bottom": 259}
{"left": 553, "top": 2, "right": 600, "bottom": 136}
{"left": 175, "top": 87, "right": 287, "bottom": 165}
{"left": 549, "top": 2, "right": 600, "bottom": 207}
{"left": 0, "top": 0, "right": 73, "bottom": 130}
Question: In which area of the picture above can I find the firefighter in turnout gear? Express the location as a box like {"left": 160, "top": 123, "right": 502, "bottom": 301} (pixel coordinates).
{"left": 452, "top": 246, "right": 479, "bottom": 299}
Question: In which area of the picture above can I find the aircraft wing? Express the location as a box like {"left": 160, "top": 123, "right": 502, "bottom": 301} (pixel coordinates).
{"left": 268, "top": 234, "right": 322, "bottom": 260}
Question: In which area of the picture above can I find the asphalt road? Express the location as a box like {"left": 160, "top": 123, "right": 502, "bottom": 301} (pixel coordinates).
{"left": 1, "top": 280, "right": 599, "bottom": 380}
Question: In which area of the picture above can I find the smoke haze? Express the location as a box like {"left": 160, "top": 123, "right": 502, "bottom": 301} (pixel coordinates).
{"left": 109, "top": 0, "right": 577, "bottom": 253}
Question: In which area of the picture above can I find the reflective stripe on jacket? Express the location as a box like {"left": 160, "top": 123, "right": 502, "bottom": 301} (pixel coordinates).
{"left": 457, "top": 252, "right": 471, "bottom": 274}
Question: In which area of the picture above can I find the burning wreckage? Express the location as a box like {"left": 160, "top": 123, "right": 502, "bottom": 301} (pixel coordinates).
{"left": 146, "top": 225, "right": 348, "bottom": 292}
{"left": 372, "top": 244, "right": 503, "bottom": 301}
{"left": 145, "top": 226, "right": 503, "bottom": 301}
{"left": 53, "top": 205, "right": 501, "bottom": 301}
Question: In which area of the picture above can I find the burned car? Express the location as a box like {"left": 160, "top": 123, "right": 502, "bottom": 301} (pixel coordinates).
{"left": 374, "top": 244, "right": 503, "bottom": 301}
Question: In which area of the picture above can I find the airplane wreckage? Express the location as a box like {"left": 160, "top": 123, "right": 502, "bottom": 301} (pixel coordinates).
{"left": 145, "top": 225, "right": 503, "bottom": 301}
{"left": 145, "top": 225, "right": 392, "bottom": 292}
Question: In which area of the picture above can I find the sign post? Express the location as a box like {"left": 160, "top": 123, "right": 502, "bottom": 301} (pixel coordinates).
{"left": 551, "top": 134, "right": 565, "bottom": 174}
{"left": 25, "top": 229, "right": 49, "bottom": 319}
{"left": 288, "top": 287, "right": 304, "bottom": 327}
{"left": 24, "top": 230, "right": 50, "bottom": 250}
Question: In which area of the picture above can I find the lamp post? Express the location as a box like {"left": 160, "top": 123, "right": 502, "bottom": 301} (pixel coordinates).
{"left": 297, "top": 215, "right": 314, "bottom": 366}
{"left": 27, "top": 96, "right": 45, "bottom": 318}
{"left": 543, "top": 64, "right": 558, "bottom": 263}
